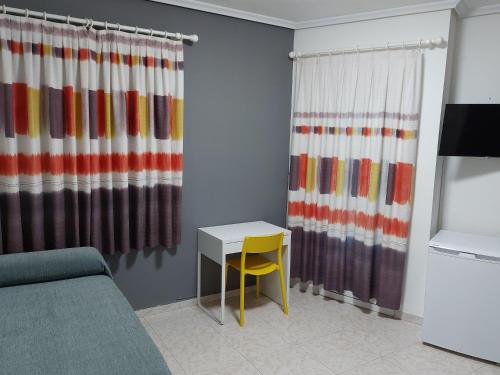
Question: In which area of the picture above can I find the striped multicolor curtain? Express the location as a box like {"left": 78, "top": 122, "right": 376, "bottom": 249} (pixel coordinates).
{"left": 288, "top": 50, "right": 422, "bottom": 310}
{"left": 0, "top": 15, "right": 183, "bottom": 254}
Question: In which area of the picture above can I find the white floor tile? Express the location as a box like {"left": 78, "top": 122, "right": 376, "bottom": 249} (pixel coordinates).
{"left": 170, "top": 338, "right": 260, "bottom": 375}
{"left": 341, "top": 357, "right": 406, "bottom": 375}
{"left": 140, "top": 285, "right": 489, "bottom": 375}
{"left": 240, "top": 342, "right": 334, "bottom": 375}
{"left": 145, "top": 306, "right": 219, "bottom": 350}
{"left": 349, "top": 315, "right": 422, "bottom": 356}
{"left": 472, "top": 365, "right": 500, "bottom": 375}
{"left": 142, "top": 320, "right": 187, "bottom": 374}
{"left": 390, "top": 343, "right": 486, "bottom": 375}
{"left": 301, "top": 329, "right": 380, "bottom": 373}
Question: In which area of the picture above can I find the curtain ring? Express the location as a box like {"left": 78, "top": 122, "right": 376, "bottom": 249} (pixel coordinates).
{"left": 175, "top": 32, "right": 182, "bottom": 41}
{"left": 66, "top": 15, "right": 71, "bottom": 24}
{"left": 43, "top": 11, "right": 47, "bottom": 21}
{"left": 3, "top": 5, "right": 7, "bottom": 15}
{"left": 135, "top": 26, "right": 139, "bottom": 34}
{"left": 164, "top": 30, "right": 168, "bottom": 38}
{"left": 89, "top": 19, "right": 94, "bottom": 29}
{"left": 150, "top": 28, "right": 154, "bottom": 36}
{"left": 25, "top": 8, "right": 29, "bottom": 18}
{"left": 104, "top": 21, "right": 108, "bottom": 30}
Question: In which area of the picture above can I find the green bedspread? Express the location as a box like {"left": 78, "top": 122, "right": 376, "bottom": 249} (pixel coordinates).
{"left": 0, "top": 248, "right": 171, "bottom": 375}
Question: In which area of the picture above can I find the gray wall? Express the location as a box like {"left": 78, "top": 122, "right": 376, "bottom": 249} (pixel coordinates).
{"left": 8, "top": 0, "right": 294, "bottom": 309}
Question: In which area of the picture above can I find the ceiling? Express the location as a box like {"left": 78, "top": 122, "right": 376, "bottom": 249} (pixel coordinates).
{"left": 174, "top": 0, "right": 440, "bottom": 22}
{"left": 149, "top": 0, "right": 500, "bottom": 28}
{"left": 464, "top": 0, "right": 500, "bottom": 6}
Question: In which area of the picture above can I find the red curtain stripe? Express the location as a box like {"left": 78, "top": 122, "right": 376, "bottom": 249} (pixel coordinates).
{"left": 0, "top": 153, "right": 183, "bottom": 176}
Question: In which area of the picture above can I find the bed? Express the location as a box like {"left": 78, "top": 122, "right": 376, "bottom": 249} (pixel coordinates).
{"left": 0, "top": 247, "right": 171, "bottom": 375}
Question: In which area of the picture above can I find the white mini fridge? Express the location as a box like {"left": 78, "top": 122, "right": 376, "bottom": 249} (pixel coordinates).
{"left": 423, "top": 230, "right": 500, "bottom": 363}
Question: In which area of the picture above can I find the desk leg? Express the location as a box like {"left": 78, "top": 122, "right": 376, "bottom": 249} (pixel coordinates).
{"left": 197, "top": 251, "right": 226, "bottom": 325}
{"left": 220, "top": 256, "right": 225, "bottom": 324}
{"left": 197, "top": 250, "right": 201, "bottom": 306}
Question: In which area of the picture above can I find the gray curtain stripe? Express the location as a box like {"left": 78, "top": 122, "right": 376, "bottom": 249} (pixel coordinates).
{"left": 290, "top": 227, "right": 406, "bottom": 310}
{"left": 288, "top": 155, "right": 300, "bottom": 191}
{"left": 385, "top": 163, "right": 396, "bottom": 205}
{"left": 0, "top": 185, "right": 181, "bottom": 255}
{"left": 318, "top": 157, "right": 332, "bottom": 194}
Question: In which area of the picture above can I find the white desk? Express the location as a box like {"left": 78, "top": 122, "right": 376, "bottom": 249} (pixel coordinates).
{"left": 197, "top": 221, "right": 291, "bottom": 324}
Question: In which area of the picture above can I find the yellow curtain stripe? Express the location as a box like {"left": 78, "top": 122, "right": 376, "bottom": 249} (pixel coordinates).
{"left": 171, "top": 98, "right": 184, "bottom": 140}
{"left": 28, "top": 88, "right": 40, "bottom": 137}
{"left": 306, "top": 157, "right": 316, "bottom": 192}
{"left": 104, "top": 93, "right": 114, "bottom": 138}
{"left": 139, "top": 95, "right": 149, "bottom": 137}
{"left": 368, "top": 163, "right": 381, "bottom": 202}
{"left": 336, "top": 160, "right": 345, "bottom": 195}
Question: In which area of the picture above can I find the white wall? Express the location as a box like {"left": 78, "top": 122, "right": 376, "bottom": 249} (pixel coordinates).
{"left": 440, "top": 13, "right": 500, "bottom": 237}
{"left": 293, "top": 10, "right": 454, "bottom": 318}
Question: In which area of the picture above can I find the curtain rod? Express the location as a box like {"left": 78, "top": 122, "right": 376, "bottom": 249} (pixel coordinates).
{"left": 0, "top": 4, "right": 199, "bottom": 43}
{"left": 289, "top": 37, "right": 445, "bottom": 59}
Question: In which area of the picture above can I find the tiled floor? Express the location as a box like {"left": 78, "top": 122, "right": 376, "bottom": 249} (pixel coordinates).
{"left": 138, "top": 287, "right": 499, "bottom": 375}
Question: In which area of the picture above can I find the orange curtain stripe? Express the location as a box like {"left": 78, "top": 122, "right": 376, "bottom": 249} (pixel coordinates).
{"left": 0, "top": 153, "right": 183, "bottom": 175}
{"left": 288, "top": 201, "right": 409, "bottom": 238}
{"left": 393, "top": 162, "right": 413, "bottom": 204}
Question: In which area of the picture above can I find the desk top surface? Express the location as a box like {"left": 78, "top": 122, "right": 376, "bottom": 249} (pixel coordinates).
{"left": 198, "top": 221, "right": 291, "bottom": 243}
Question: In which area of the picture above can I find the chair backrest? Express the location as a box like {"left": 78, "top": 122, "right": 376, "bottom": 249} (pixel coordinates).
{"left": 242, "top": 232, "right": 284, "bottom": 255}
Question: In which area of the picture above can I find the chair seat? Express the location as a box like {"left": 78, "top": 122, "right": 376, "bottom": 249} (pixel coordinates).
{"left": 227, "top": 255, "right": 278, "bottom": 275}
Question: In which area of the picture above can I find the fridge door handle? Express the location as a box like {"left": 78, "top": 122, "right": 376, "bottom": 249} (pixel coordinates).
{"left": 458, "top": 252, "right": 476, "bottom": 259}
{"left": 430, "top": 246, "right": 460, "bottom": 256}
{"left": 431, "top": 246, "right": 500, "bottom": 263}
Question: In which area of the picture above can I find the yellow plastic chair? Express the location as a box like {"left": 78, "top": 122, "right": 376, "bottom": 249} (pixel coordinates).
{"left": 225, "top": 232, "right": 288, "bottom": 327}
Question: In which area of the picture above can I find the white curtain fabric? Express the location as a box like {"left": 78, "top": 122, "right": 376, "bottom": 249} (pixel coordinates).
{"left": 288, "top": 50, "right": 423, "bottom": 309}
{"left": 0, "top": 14, "right": 183, "bottom": 254}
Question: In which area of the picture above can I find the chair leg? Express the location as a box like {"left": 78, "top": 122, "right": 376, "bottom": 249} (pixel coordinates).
{"left": 256, "top": 275, "right": 260, "bottom": 299}
{"left": 239, "top": 272, "right": 245, "bottom": 327}
{"left": 278, "top": 266, "right": 288, "bottom": 315}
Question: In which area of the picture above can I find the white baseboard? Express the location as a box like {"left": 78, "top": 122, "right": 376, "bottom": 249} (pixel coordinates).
{"left": 399, "top": 311, "right": 424, "bottom": 325}
{"left": 138, "top": 283, "right": 423, "bottom": 325}
{"left": 291, "top": 279, "right": 423, "bottom": 325}
{"left": 199, "top": 286, "right": 256, "bottom": 303}
{"left": 136, "top": 287, "right": 255, "bottom": 319}
{"left": 320, "top": 288, "right": 397, "bottom": 318}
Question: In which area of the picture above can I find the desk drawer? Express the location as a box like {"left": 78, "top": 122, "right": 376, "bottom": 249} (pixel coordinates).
{"left": 224, "top": 241, "right": 243, "bottom": 255}
{"left": 224, "top": 234, "right": 291, "bottom": 255}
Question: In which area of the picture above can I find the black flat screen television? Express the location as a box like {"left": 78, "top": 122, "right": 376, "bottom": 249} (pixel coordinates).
{"left": 439, "top": 104, "right": 500, "bottom": 157}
